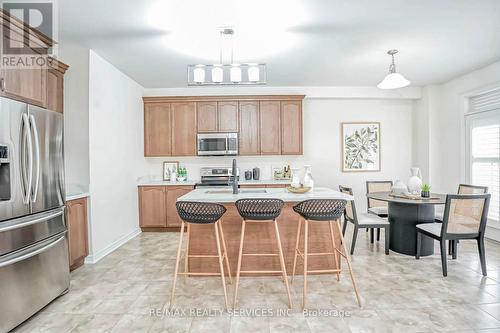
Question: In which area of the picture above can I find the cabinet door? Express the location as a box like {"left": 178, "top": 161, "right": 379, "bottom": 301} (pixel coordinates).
{"left": 144, "top": 103, "right": 171, "bottom": 156}
{"left": 0, "top": 27, "right": 47, "bottom": 107}
{"left": 67, "top": 198, "right": 88, "bottom": 270}
{"left": 218, "top": 101, "right": 239, "bottom": 132}
{"left": 171, "top": 102, "right": 197, "bottom": 156}
{"left": 197, "top": 102, "right": 218, "bottom": 132}
{"left": 139, "top": 186, "right": 166, "bottom": 227}
{"left": 259, "top": 101, "right": 281, "bottom": 155}
{"left": 166, "top": 186, "right": 193, "bottom": 227}
{"left": 46, "top": 68, "right": 63, "bottom": 113}
{"left": 281, "top": 101, "right": 303, "bottom": 154}
{"left": 239, "top": 101, "right": 260, "bottom": 155}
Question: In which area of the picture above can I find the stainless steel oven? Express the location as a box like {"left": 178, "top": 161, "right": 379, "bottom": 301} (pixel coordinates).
{"left": 197, "top": 133, "right": 238, "bottom": 156}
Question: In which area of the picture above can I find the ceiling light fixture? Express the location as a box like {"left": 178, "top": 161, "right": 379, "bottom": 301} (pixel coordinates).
{"left": 187, "top": 28, "right": 267, "bottom": 86}
{"left": 377, "top": 49, "right": 410, "bottom": 89}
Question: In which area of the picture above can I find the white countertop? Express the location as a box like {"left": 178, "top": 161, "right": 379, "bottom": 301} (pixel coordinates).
{"left": 177, "top": 187, "right": 353, "bottom": 203}
{"left": 137, "top": 179, "right": 198, "bottom": 186}
{"left": 66, "top": 192, "right": 90, "bottom": 201}
{"left": 137, "top": 177, "right": 291, "bottom": 187}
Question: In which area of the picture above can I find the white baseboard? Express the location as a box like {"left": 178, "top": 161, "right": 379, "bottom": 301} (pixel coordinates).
{"left": 84, "top": 228, "right": 141, "bottom": 264}
{"left": 486, "top": 225, "right": 500, "bottom": 243}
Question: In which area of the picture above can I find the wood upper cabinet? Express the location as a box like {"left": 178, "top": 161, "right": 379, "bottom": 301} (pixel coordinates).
{"left": 260, "top": 101, "right": 281, "bottom": 155}
{"left": 139, "top": 186, "right": 167, "bottom": 228}
{"left": 281, "top": 101, "right": 303, "bottom": 154}
{"left": 218, "top": 101, "right": 239, "bottom": 132}
{"left": 239, "top": 101, "right": 260, "bottom": 155}
{"left": 0, "top": 17, "right": 49, "bottom": 108}
{"left": 165, "top": 186, "right": 193, "bottom": 227}
{"left": 197, "top": 101, "right": 218, "bottom": 132}
{"left": 67, "top": 197, "right": 88, "bottom": 271}
{"left": 144, "top": 103, "right": 172, "bottom": 156}
{"left": 46, "top": 58, "right": 68, "bottom": 113}
{"left": 171, "top": 102, "right": 197, "bottom": 156}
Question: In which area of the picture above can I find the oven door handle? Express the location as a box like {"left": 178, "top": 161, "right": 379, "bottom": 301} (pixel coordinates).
{"left": 0, "top": 233, "right": 66, "bottom": 268}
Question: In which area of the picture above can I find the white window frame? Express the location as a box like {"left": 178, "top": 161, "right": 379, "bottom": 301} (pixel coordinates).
{"left": 464, "top": 88, "right": 500, "bottom": 225}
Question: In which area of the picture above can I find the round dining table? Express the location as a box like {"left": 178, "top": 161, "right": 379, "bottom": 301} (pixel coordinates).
{"left": 366, "top": 191, "right": 446, "bottom": 256}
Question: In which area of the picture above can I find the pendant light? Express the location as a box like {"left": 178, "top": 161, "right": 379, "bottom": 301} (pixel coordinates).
{"left": 377, "top": 49, "right": 410, "bottom": 89}
{"left": 193, "top": 64, "right": 205, "bottom": 83}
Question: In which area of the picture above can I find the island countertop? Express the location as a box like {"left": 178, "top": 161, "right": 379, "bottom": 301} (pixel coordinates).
{"left": 178, "top": 187, "right": 354, "bottom": 203}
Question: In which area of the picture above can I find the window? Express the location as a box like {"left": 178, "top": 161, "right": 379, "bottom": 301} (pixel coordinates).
{"left": 466, "top": 89, "right": 500, "bottom": 222}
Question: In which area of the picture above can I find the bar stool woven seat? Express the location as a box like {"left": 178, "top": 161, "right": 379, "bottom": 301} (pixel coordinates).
{"left": 235, "top": 198, "right": 284, "bottom": 220}
{"left": 291, "top": 198, "right": 361, "bottom": 309}
{"left": 176, "top": 201, "right": 226, "bottom": 224}
{"left": 293, "top": 199, "right": 346, "bottom": 221}
{"left": 170, "top": 201, "right": 232, "bottom": 310}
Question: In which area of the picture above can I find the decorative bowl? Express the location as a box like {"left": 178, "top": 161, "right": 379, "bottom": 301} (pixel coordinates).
{"left": 287, "top": 186, "right": 311, "bottom": 194}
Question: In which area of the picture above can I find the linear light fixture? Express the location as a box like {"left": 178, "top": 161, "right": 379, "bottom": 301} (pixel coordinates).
{"left": 187, "top": 28, "right": 267, "bottom": 86}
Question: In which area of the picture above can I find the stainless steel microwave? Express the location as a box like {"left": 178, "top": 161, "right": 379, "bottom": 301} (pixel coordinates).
{"left": 197, "top": 133, "right": 238, "bottom": 156}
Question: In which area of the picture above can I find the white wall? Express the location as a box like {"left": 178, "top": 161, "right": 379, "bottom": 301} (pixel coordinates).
{"left": 426, "top": 61, "right": 500, "bottom": 193}
{"left": 87, "top": 51, "right": 145, "bottom": 260}
{"left": 58, "top": 40, "right": 90, "bottom": 193}
{"left": 141, "top": 96, "right": 414, "bottom": 214}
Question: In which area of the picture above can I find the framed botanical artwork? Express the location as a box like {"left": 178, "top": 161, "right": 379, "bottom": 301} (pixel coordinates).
{"left": 163, "top": 161, "right": 179, "bottom": 181}
{"left": 341, "top": 122, "right": 381, "bottom": 172}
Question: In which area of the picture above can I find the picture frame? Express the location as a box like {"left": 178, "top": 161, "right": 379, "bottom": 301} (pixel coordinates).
{"left": 163, "top": 161, "right": 179, "bottom": 181}
{"left": 341, "top": 122, "right": 381, "bottom": 172}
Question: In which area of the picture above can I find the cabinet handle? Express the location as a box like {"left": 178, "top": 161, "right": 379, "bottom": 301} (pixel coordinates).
{"left": 0, "top": 78, "right": 5, "bottom": 92}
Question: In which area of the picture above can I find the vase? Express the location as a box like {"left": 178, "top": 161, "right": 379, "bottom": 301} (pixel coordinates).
{"left": 291, "top": 168, "right": 301, "bottom": 188}
{"left": 392, "top": 180, "right": 408, "bottom": 194}
{"left": 407, "top": 167, "right": 422, "bottom": 194}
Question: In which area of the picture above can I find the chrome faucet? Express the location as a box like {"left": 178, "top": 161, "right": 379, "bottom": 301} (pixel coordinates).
{"left": 231, "top": 158, "right": 239, "bottom": 194}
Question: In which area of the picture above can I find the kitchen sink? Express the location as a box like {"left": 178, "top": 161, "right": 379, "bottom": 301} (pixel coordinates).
{"left": 205, "top": 189, "right": 267, "bottom": 194}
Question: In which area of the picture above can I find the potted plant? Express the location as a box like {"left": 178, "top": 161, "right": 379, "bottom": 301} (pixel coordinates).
{"left": 421, "top": 184, "right": 431, "bottom": 198}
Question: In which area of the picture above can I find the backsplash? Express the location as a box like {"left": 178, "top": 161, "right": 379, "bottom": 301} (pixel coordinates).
{"left": 141, "top": 156, "right": 310, "bottom": 181}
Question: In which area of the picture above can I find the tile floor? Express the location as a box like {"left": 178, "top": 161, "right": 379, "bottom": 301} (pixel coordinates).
{"left": 13, "top": 228, "right": 500, "bottom": 333}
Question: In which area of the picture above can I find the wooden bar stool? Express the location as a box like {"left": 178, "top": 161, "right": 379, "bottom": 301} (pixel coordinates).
{"left": 170, "top": 201, "right": 232, "bottom": 309}
{"left": 291, "top": 199, "right": 361, "bottom": 309}
{"left": 233, "top": 199, "right": 292, "bottom": 309}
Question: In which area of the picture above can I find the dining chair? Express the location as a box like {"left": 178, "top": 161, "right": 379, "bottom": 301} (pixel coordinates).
{"left": 366, "top": 181, "right": 393, "bottom": 242}
{"left": 416, "top": 193, "right": 490, "bottom": 276}
{"left": 339, "top": 186, "right": 390, "bottom": 255}
{"left": 435, "top": 184, "right": 488, "bottom": 256}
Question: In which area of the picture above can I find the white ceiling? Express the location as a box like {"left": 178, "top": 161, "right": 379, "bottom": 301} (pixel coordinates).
{"left": 59, "top": 0, "right": 500, "bottom": 88}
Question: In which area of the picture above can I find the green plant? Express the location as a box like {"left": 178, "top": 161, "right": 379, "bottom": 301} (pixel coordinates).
{"left": 421, "top": 184, "right": 431, "bottom": 192}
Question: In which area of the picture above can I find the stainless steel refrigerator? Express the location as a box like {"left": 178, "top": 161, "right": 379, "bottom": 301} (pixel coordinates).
{"left": 0, "top": 97, "right": 68, "bottom": 332}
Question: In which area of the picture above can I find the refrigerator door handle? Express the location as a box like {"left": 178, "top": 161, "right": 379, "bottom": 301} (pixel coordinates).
{"left": 29, "top": 114, "right": 40, "bottom": 203}
{"left": 0, "top": 233, "right": 66, "bottom": 268}
{"left": 20, "top": 113, "right": 33, "bottom": 205}
{"left": 0, "top": 208, "right": 64, "bottom": 233}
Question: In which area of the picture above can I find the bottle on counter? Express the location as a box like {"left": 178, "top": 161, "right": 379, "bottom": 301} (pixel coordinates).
{"left": 303, "top": 165, "right": 314, "bottom": 190}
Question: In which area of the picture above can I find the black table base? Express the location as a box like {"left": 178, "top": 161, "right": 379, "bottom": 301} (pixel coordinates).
{"left": 388, "top": 202, "right": 435, "bottom": 256}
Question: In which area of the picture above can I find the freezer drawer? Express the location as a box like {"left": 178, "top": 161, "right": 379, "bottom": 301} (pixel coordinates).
{"left": 0, "top": 232, "right": 69, "bottom": 333}
{"left": 0, "top": 207, "right": 66, "bottom": 257}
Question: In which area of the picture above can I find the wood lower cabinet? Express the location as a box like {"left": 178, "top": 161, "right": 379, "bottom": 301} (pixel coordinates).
{"left": 239, "top": 101, "right": 260, "bottom": 155}
{"left": 139, "top": 186, "right": 167, "bottom": 228}
{"left": 165, "top": 186, "right": 193, "bottom": 227}
{"left": 139, "top": 185, "right": 194, "bottom": 231}
{"left": 218, "top": 101, "right": 238, "bottom": 132}
{"left": 260, "top": 101, "right": 281, "bottom": 155}
{"left": 171, "top": 102, "right": 197, "bottom": 156}
{"left": 281, "top": 101, "right": 303, "bottom": 154}
{"left": 66, "top": 197, "right": 88, "bottom": 271}
{"left": 144, "top": 103, "right": 172, "bottom": 156}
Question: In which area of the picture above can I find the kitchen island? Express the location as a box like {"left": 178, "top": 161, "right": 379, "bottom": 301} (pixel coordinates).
{"left": 178, "top": 187, "right": 353, "bottom": 276}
